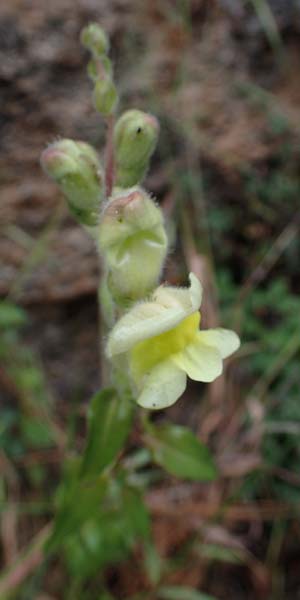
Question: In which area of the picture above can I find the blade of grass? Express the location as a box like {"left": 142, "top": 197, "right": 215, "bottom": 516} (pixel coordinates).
{"left": 248, "top": 0, "right": 283, "bottom": 54}
{"left": 0, "top": 524, "right": 52, "bottom": 598}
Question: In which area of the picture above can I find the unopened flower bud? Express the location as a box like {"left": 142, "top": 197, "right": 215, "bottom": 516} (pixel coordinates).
{"left": 93, "top": 77, "right": 118, "bottom": 116}
{"left": 80, "top": 23, "right": 109, "bottom": 56}
{"left": 98, "top": 187, "right": 168, "bottom": 304}
{"left": 114, "top": 110, "right": 159, "bottom": 188}
{"left": 40, "top": 139, "right": 104, "bottom": 226}
{"left": 87, "top": 56, "right": 112, "bottom": 82}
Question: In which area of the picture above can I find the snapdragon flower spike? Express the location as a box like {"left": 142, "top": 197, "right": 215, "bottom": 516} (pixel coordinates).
{"left": 114, "top": 110, "right": 159, "bottom": 188}
{"left": 107, "top": 274, "right": 240, "bottom": 410}
{"left": 40, "top": 139, "right": 104, "bottom": 226}
{"left": 98, "top": 187, "right": 168, "bottom": 304}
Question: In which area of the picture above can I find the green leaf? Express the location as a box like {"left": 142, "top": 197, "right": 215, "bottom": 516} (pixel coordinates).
{"left": 80, "top": 388, "right": 135, "bottom": 477}
{"left": 63, "top": 516, "right": 124, "bottom": 578}
{"left": 47, "top": 388, "right": 135, "bottom": 553}
{"left": 46, "top": 474, "right": 107, "bottom": 552}
{"left": 63, "top": 486, "right": 148, "bottom": 577}
{"left": 122, "top": 487, "right": 150, "bottom": 541}
{"left": 145, "top": 424, "right": 217, "bottom": 481}
{"left": 158, "top": 586, "right": 216, "bottom": 600}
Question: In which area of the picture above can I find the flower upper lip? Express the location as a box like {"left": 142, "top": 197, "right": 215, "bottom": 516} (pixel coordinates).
{"left": 106, "top": 273, "right": 202, "bottom": 358}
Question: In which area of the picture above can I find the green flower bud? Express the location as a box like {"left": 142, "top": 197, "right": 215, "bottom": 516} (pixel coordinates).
{"left": 87, "top": 56, "right": 112, "bottom": 82}
{"left": 93, "top": 77, "right": 118, "bottom": 116}
{"left": 98, "top": 187, "right": 168, "bottom": 305}
{"left": 114, "top": 110, "right": 159, "bottom": 188}
{"left": 40, "top": 139, "right": 104, "bottom": 226}
{"left": 80, "top": 23, "right": 109, "bottom": 56}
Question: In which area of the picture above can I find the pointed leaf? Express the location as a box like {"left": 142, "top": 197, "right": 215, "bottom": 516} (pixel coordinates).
{"left": 46, "top": 474, "right": 107, "bottom": 552}
{"left": 122, "top": 487, "right": 150, "bottom": 541}
{"left": 145, "top": 423, "right": 217, "bottom": 481}
{"left": 81, "top": 387, "right": 135, "bottom": 476}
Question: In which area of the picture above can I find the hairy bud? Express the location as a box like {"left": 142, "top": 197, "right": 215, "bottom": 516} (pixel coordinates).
{"left": 87, "top": 56, "right": 112, "bottom": 81}
{"left": 93, "top": 77, "right": 118, "bottom": 116}
{"left": 98, "top": 187, "right": 168, "bottom": 304}
{"left": 80, "top": 23, "right": 109, "bottom": 56}
{"left": 40, "top": 139, "right": 104, "bottom": 226}
{"left": 114, "top": 110, "right": 159, "bottom": 188}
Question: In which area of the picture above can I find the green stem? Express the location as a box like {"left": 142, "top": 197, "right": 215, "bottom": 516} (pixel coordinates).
{"left": 105, "top": 113, "right": 115, "bottom": 197}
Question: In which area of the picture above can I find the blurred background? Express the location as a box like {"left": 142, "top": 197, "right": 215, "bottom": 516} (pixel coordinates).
{"left": 1, "top": 1, "right": 300, "bottom": 598}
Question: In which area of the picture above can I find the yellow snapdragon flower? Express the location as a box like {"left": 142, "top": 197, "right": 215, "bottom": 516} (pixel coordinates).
{"left": 107, "top": 274, "right": 240, "bottom": 409}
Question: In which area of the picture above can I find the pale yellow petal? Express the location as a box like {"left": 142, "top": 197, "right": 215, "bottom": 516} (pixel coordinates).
{"left": 153, "top": 273, "right": 202, "bottom": 313}
{"left": 197, "top": 328, "right": 240, "bottom": 359}
{"left": 107, "top": 273, "right": 203, "bottom": 358}
{"left": 172, "top": 340, "right": 222, "bottom": 383}
{"left": 137, "top": 360, "right": 187, "bottom": 410}
{"left": 107, "top": 303, "right": 190, "bottom": 357}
